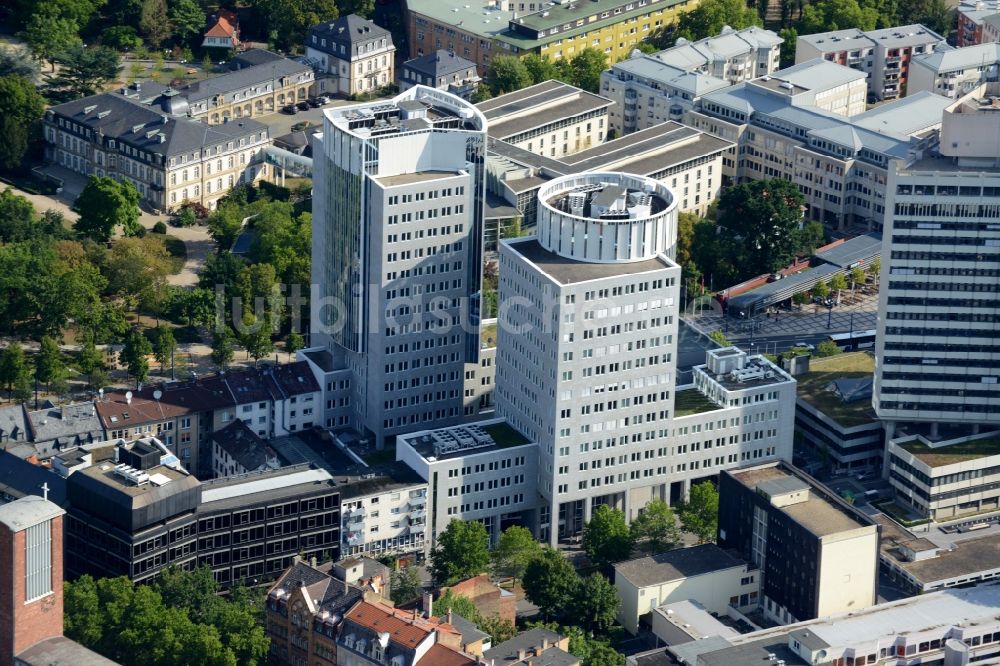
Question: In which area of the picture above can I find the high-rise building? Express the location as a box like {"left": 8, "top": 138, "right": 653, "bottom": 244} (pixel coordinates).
{"left": 309, "top": 86, "right": 492, "bottom": 448}
{"left": 495, "top": 172, "right": 796, "bottom": 544}
{"left": 874, "top": 82, "right": 1000, "bottom": 435}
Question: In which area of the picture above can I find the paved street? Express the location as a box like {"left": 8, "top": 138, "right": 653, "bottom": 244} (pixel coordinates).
{"left": 258, "top": 96, "right": 368, "bottom": 138}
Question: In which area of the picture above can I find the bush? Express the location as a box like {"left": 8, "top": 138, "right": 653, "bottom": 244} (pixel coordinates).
{"left": 174, "top": 207, "right": 197, "bottom": 227}
{"left": 152, "top": 221, "right": 168, "bottom": 234}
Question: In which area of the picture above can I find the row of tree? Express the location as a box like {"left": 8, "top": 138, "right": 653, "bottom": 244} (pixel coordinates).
{"left": 64, "top": 566, "right": 269, "bottom": 666}
{"left": 480, "top": 49, "right": 609, "bottom": 97}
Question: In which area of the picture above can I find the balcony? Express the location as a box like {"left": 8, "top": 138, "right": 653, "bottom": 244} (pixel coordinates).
{"left": 346, "top": 531, "right": 364, "bottom": 546}
{"left": 345, "top": 505, "right": 366, "bottom": 518}
{"left": 408, "top": 508, "right": 426, "bottom": 522}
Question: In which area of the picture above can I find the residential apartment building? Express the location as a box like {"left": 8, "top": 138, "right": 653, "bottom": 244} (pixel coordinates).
{"left": 400, "top": 50, "right": 481, "bottom": 100}
{"left": 210, "top": 420, "right": 279, "bottom": 477}
{"left": 44, "top": 87, "right": 271, "bottom": 212}
{"left": 337, "top": 601, "right": 476, "bottom": 665}
{"left": 666, "top": 584, "right": 1000, "bottom": 666}
{"left": 338, "top": 463, "right": 429, "bottom": 558}
{"left": 613, "top": 544, "right": 759, "bottom": 634}
{"left": 495, "top": 172, "right": 796, "bottom": 544}
{"left": 687, "top": 64, "right": 950, "bottom": 231}
{"left": 602, "top": 26, "right": 782, "bottom": 134}
{"left": 477, "top": 80, "right": 613, "bottom": 157}
{"left": 405, "top": 0, "right": 697, "bottom": 74}
{"left": 24, "top": 403, "right": 104, "bottom": 460}
{"left": 717, "top": 461, "right": 879, "bottom": 625}
{"left": 202, "top": 9, "right": 240, "bottom": 50}
{"left": 874, "top": 83, "right": 1000, "bottom": 436}
{"left": 265, "top": 557, "right": 390, "bottom": 666}
{"left": 957, "top": 0, "right": 1000, "bottom": 46}
{"left": 64, "top": 445, "right": 341, "bottom": 586}
{"left": 484, "top": 628, "right": 576, "bottom": 666}
{"left": 307, "top": 15, "right": 395, "bottom": 97}
{"left": 796, "top": 25, "right": 946, "bottom": 100}
{"left": 309, "top": 87, "right": 493, "bottom": 448}
{"left": 396, "top": 419, "right": 539, "bottom": 546}
{"left": 487, "top": 120, "right": 731, "bottom": 222}
{"left": 909, "top": 42, "right": 1000, "bottom": 99}
{"left": 174, "top": 49, "right": 315, "bottom": 123}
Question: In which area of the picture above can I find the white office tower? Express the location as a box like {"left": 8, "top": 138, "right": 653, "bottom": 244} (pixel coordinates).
{"left": 310, "top": 87, "right": 489, "bottom": 448}
{"left": 875, "top": 82, "right": 1000, "bottom": 437}
{"left": 497, "top": 173, "right": 683, "bottom": 545}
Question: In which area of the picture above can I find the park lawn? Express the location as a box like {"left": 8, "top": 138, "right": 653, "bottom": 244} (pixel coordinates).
{"left": 162, "top": 235, "right": 187, "bottom": 274}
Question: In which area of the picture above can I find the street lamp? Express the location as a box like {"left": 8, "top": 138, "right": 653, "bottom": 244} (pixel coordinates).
{"left": 826, "top": 300, "right": 834, "bottom": 329}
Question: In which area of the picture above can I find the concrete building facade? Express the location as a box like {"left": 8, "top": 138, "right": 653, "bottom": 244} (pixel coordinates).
{"left": 909, "top": 43, "right": 1000, "bottom": 99}
{"left": 310, "top": 86, "right": 493, "bottom": 448}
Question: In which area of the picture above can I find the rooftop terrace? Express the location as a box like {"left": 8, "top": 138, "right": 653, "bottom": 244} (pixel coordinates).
{"left": 403, "top": 419, "right": 532, "bottom": 461}
{"left": 899, "top": 437, "right": 1000, "bottom": 467}
{"left": 796, "top": 352, "right": 877, "bottom": 428}
{"left": 673, "top": 387, "right": 722, "bottom": 417}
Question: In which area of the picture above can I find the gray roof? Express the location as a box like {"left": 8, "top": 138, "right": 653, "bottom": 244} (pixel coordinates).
{"left": 230, "top": 48, "right": 285, "bottom": 69}
{"left": 0, "top": 450, "right": 67, "bottom": 505}
{"left": 507, "top": 238, "right": 672, "bottom": 286}
{"left": 26, "top": 403, "right": 103, "bottom": 451}
{"left": 478, "top": 80, "right": 613, "bottom": 140}
{"left": 404, "top": 0, "right": 514, "bottom": 40}
{"left": 308, "top": 14, "right": 392, "bottom": 55}
{"left": 814, "top": 232, "right": 882, "bottom": 268}
{"left": 865, "top": 24, "right": 945, "bottom": 47}
{"left": 0, "top": 495, "right": 65, "bottom": 532}
{"left": 404, "top": 50, "right": 477, "bottom": 79}
{"left": 49, "top": 91, "right": 268, "bottom": 158}
{"left": 484, "top": 628, "right": 574, "bottom": 666}
{"left": 913, "top": 42, "right": 1000, "bottom": 73}
{"left": 439, "top": 612, "right": 490, "bottom": 646}
{"left": 15, "top": 636, "right": 119, "bottom": 666}
{"left": 850, "top": 91, "right": 952, "bottom": 135}
{"left": 657, "top": 27, "right": 782, "bottom": 70}
{"left": 272, "top": 560, "right": 365, "bottom": 616}
{"left": 0, "top": 404, "right": 28, "bottom": 444}
{"left": 179, "top": 55, "right": 311, "bottom": 104}
{"left": 725, "top": 264, "right": 839, "bottom": 314}
{"left": 612, "top": 55, "right": 732, "bottom": 97}
{"left": 212, "top": 419, "right": 272, "bottom": 470}
{"left": 768, "top": 58, "right": 868, "bottom": 91}
{"left": 614, "top": 544, "right": 743, "bottom": 588}
{"left": 798, "top": 27, "right": 872, "bottom": 52}
{"left": 199, "top": 464, "right": 333, "bottom": 511}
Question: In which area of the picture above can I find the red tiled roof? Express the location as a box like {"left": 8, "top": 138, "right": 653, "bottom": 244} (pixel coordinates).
{"left": 206, "top": 17, "right": 238, "bottom": 38}
{"left": 419, "top": 644, "right": 476, "bottom": 666}
{"left": 345, "top": 602, "right": 432, "bottom": 649}
{"left": 95, "top": 392, "right": 192, "bottom": 428}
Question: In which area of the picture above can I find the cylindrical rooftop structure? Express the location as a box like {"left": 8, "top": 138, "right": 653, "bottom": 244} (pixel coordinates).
{"left": 536, "top": 172, "right": 678, "bottom": 263}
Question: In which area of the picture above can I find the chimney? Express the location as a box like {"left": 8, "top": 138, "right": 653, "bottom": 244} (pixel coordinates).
{"left": 541, "top": 638, "right": 549, "bottom": 650}
{"left": 447, "top": 608, "right": 453, "bottom": 625}
{"left": 422, "top": 592, "right": 433, "bottom": 618}
{"left": 517, "top": 649, "right": 526, "bottom": 660}
{"left": 310, "top": 556, "right": 317, "bottom": 567}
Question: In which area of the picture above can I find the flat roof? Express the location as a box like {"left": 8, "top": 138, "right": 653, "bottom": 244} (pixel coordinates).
{"left": 674, "top": 387, "right": 723, "bottom": 417}
{"left": 885, "top": 531, "right": 1000, "bottom": 585}
{"left": 80, "top": 461, "right": 193, "bottom": 498}
{"left": 478, "top": 80, "right": 612, "bottom": 140}
{"left": 401, "top": 419, "right": 533, "bottom": 462}
{"left": 898, "top": 437, "right": 1000, "bottom": 467}
{"left": 376, "top": 170, "right": 461, "bottom": 186}
{"left": 731, "top": 463, "right": 872, "bottom": 537}
{"left": 505, "top": 237, "right": 672, "bottom": 285}
{"left": 201, "top": 465, "right": 333, "bottom": 506}
{"left": 798, "top": 27, "right": 872, "bottom": 52}
{"left": 795, "top": 352, "right": 878, "bottom": 428}
{"left": 405, "top": 0, "right": 514, "bottom": 39}
{"left": 614, "top": 544, "right": 743, "bottom": 588}
{"left": 15, "top": 636, "right": 119, "bottom": 665}
{"left": 814, "top": 233, "right": 882, "bottom": 268}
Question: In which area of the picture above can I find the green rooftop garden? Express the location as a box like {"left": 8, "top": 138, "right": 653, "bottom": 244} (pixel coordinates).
{"left": 674, "top": 388, "right": 722, "bottom": 417}
{"left": 482, "top": 422, "right": 530, "bottom": 447}
{"left": 796, "top": 352, "right": 876, "bottom": 428}
{"left": 481, "top": 322, "right": 498, "bottom": 348}
{"left": 899, "top": 438, "right": 1000, "bottom": 468}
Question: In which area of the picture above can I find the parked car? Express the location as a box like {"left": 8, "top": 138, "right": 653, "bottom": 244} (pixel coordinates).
{"left": 296, "top": 101, "right": 310, "bottom": 111}
{"left": 291, "top": 121, "right": 310, "bottom": 132}
{"left": 316, "top": 95, "right": 330, "bottom": 105}
{"left": 307, "top": 97, "right": 323, "bottom": 108}
{"left": 793, "top": 342, "right": 815, "bottom": 352}
{"left": 281, "top": 104, "right": 298, "bottom": 115}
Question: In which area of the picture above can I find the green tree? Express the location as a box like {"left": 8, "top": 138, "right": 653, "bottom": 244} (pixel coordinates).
{"left": 120, "top": 327, "right": 152, "bottom": 386}
{"left": 478, "top": 616, "right": 518, "bottom": 644}
{"left": 582, "top": 505, "right": 633, "bottom": 567}
{"left": 815, "top": 339, "right": 842, "bottom": 357}
{"left": 868, "top": 257, "right": 880, "bottom": 286}
{"left": 676, "top": 212, "right": 699, "bottom": 267}
{"left": 207, "top": 202, "right": 244, "bottom": 250}
{"left": 19, "top": 6, "right": 82, "bottom": 70}
{"left": 812, "top": 279, "right": 830, "bottom": 300}
{"left": 571, "top": 573, "right": 620, "bottom": 633}
{"left": 210, "top": 327, "right": 235, "bottom": 369}
{"left": 77, "top": 333, "right": 108, "bottom": 388}
{"left": 0, "top": 46, "right": 41, "bottom": 82}
{"left": 522, "top": 53, "right": 560, "bottom": 84}
{"left": 152, "top": 326, "right": 176, "bottom": 375}
{"left": 102, "top": 25, "right": 143, "bottom": 51}
{"left": 566, "top": 48, "right": 607, "bottom": 92}
{"left": 169, "top": 0, "right": 205, "bottom": 42}
{"left": 586, "top": 643, "right": 627, "bottom": 666}
{"left": 340, "top": 0, "right": 375, "bottom": 17}
{"left": 899, "top": 0, "right": 950, "bottom": 34}
{"left": 140, "top": 0, "right": 173, "bottom": 47}
{"left": 629, "top": 499, "right": 681, "bottom": 553}
{"left": 708, "top": 330, "right": 732, "bottom": 347}
{"left": 778, "top": 27, "right": 797, "bottom": 66}
{"left": 470, "top": 85, "right": 492, "bottom": 103}
{"left": 250, "top": 0, "right": 339, "bottom": 51}
{"left": 286, "top": 330, "right": 304, "bottom": 359}
{"left": 678, "top": 481, "right": 719, "bottom": 543}
{"left": 850, "top": 266, "right": 867, "bottom": 292}
{"left": 248, "top": 203, "right": 312, "bottom": 286}
{"left": 430, "top": 519, "right": 491, "bottom": 585}
{"left": 829, "top": 273, "right": 848, "bottom": 305}
{"left": 0, "top": 188, "right": 38, "bottom": 241}
{"left": 674, "top": 0, "right": 760, "bottom": 41}
{"left": 73, "top": 176, "right": 142, "bottom": 242}
{"left": 792, "top": 291, "right": 809, "bottom": 306}
{"left": 105, "top": 236, "right": 173, "bottom": 315}
{"left": 35, "top": 335, "right": 68, "bottom": 394}
{"left": 487, "top": 55, "right": 532, "bottom": 95}
{"left": 47, "top": 45, "right": 122, "bottom": 100}
{"left": 389, "top": 566, "right": 422, "bottom": 605}
{"left": 435, "top": 588, "right": 481, "bottom": 622}
{"left": 800, "top": 0, "right": 879, "bottom": 33}
{"left": 492, "top": 525, "right": 542, "bottom": 583}
{"left": 239, "top": 313, "right": 273, "bottom": 365}
{"left": 717, "top": 178, "right": 806, "bottom": 278}
{"left": 522, "top": 548, "right": 578, "bottom": 620}
{"left": 794, "top": 220, "right": 826, "bottom": 256}
{"left": 0, "top": 74, "right": 46, "bottom": 169}
{"left": 0, "top": 344, "right": 31, "bottom": 402}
